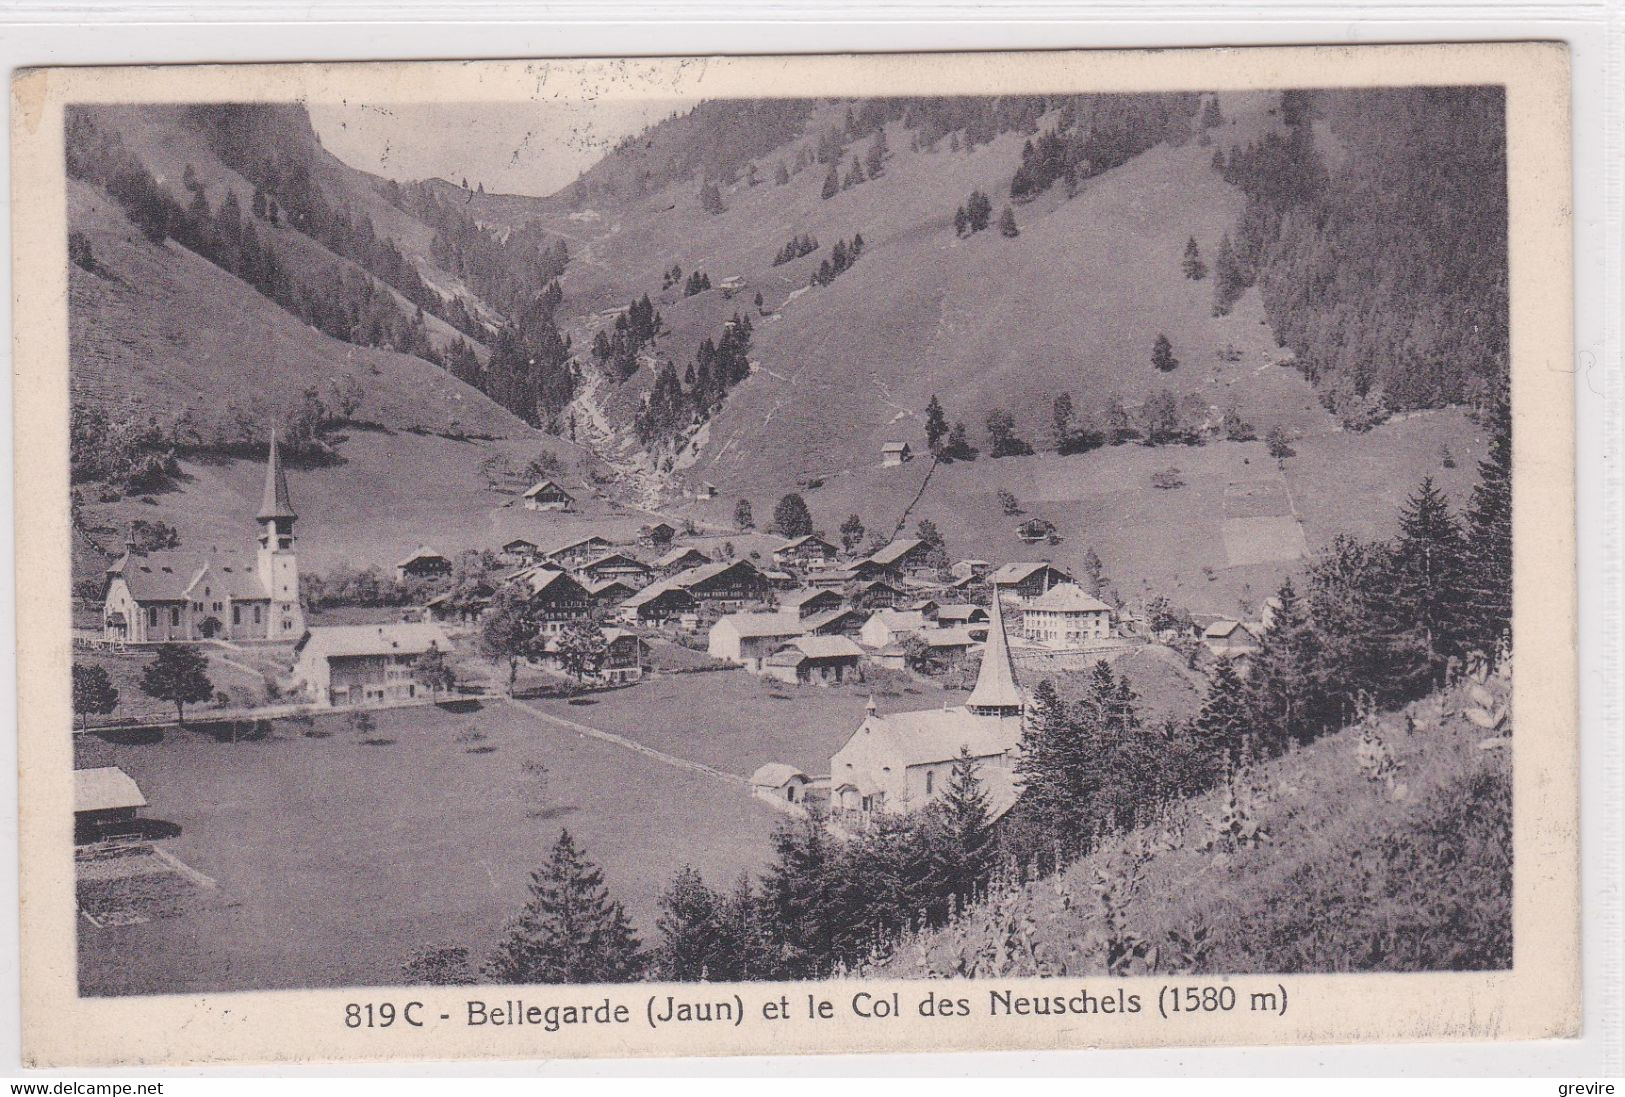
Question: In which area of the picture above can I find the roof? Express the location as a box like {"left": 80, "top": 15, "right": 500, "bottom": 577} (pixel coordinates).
{"left": 673, "top": 559, "right": 761, "bottom": 588}
{"left": 580, "top": 552, "right": 648, "bottom": 571}
{"left": 112, "top": 551, "right": 270, "bottom": 603}
{"left": 257, "top": 430, "right": 296, "bottom": 522}
{"left": 811, "top": 568, "right": 860, "bottom": 584}
{"left": 881, "top": 441, "right": 911, "bottom": 452}
{"left": 866, "top": 609, "right": 928, "bottom": 634}
{"left": 620, "top": 577, "right": 695, "bottom": 608}
{"left": 544, "top": 626, "right": 641, "bottom": 653}
{"left": 523, "top": 479, "right": 573, "bottom": 499}
{"left": 936, "top": 603, "right": 988, "bottom": 622}
{"left": 922, "top": 627, "right": 984, "bottom": 649}
{"left": 847, "top": 706, "right": 1022, "bottom": 769}
{"left": 586, "top": 578, "right": 636, "bottom": 596}
{"left": 751, "top": 763, "right": 808, "bottom": 787}
{"left": 542, "top": 535, "right": 611, "bottom": 558}
{"left": 803, "top": 607, "right": 864, "bottom": 634}
{"left": 965, "top": 594, "right": 1024, "bottom": 712}
{"left": 523, "top": 569, "right": 588, "bottom": 599}
{"left": 1024, "top": 583, "right": 1112, "bottom": 613}
{"left": 396, "top": 545, "right": 450, "bottom": 569}
{"left": 777, "top": 534, "right": 834, "bottom": 552}
{"left": 298, "top": 622, "right": 452, "bottom": 660}
{"left": 502, "top": 538, "right": 539, "bottom": 551}
{"left": 654, "top": 545, "right": 711, "bottom": 567}
{"left": 989, "top": 561, "right": 1070, "bottom": 586}
{"left": 782, "top": 587, "right": 841, "bottom": 609}
{"left": 716, "top": 612, "right": 805, "bottom": 639}
{"left": 868, "top": 539, "right": 925, "bottom": 567}
{"left": 1203, "top": 619, "right": 1247, "bottom": 638}
{"left": 788, "top": 634, "right": 864, "bottom": 659}
{"left": 75, "top": 766, "right": 147, "bottom": 814}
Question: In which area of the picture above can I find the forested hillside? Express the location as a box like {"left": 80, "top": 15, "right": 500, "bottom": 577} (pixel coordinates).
{"left": 1214, "top": 87, "right": 1507, "bottom": 417}
{"left": 66, "top": 87, "right": 1509, "bottom": 567}
{"left": 422, "top": 86, "right": 1504, "bottom": 499}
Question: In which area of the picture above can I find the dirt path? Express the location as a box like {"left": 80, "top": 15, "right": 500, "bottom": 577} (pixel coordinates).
{"left": 504, "top": 696, "right": 747, "bottom": 789}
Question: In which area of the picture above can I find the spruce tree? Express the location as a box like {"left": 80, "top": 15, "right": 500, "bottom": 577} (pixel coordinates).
{"left": 821, "top": 163, "right": 840, "bottom": 200}
{"left": 1052, "top": 392, "right": 1076, "bottom": 452}
{"left": 655, "top": 865, "right": 728, "bottom": 980}
{"left": 1244, "top": 577, "right": 1324, "bottom": 750}
{"left": 924, "top": 395, "right": 948, "bottom": 451}
{"left": 1462, "top": 377, "right": 1512, "bottom": 660}
{"left": 1388, "top": 476, "right": 1469, "bottom": 687}
{"left": 1152, "top": 333, "right": 1179, "bottom": 372}
{"left": 1191, "top": 658, "right": 1253, "bottom": 773}
{"left": 760, "top": 813, "right": 838, "bottom": 977}
{"left": 1014, "top": 679, "right": 1093, "bottom": 858}
{"left": 485, "top": 830, "right": 643, "bottom": 984}
{"left": 1182, "top": 236, "right": 1207, "bottom": 279}
{"left": 998, "top": 205, "right": 1019, "bottom": 238}
{"left": 1212, "top": 233, "right": 1244, "bottom": 316}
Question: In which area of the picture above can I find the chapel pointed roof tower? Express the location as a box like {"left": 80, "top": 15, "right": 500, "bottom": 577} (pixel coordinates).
{"left": 257, "top": 428, "right": 297, "bottom": 523}
{"left": 966, "top": 587, "right": 1023, "bottom": 717}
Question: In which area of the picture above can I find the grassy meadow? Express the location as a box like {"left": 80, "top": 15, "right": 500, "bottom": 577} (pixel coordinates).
{"left": 77, "top": 698, "right": 782, "bottom": 995}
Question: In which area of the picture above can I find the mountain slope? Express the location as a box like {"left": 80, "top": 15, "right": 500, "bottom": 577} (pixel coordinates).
{"left": 878, "top": 670, "right": 1513, "bottom": 978}
{"left": 464, "top": 93, "right": 1318, "bottom": 495}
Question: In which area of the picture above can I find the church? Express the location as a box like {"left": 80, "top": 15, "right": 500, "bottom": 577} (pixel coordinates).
{"left": 101, "top": 432, "right": 305, "bottom": 644}
{"left": 828, "top": 591, "right": 1026, "bottom": 822}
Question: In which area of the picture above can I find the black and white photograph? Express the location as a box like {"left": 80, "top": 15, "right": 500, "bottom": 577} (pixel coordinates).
{"left": 12, "top": 43, "right": 1582, "bottom": 1067}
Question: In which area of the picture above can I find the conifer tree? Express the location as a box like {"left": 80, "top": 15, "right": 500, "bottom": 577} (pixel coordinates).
{"left": 1388, "top": 476, "right": 1469, "bottom": 688}
{"left": 1051, "top": 392, "right": 1076, "bottom": 452}
{"left": 1212, "top": 232, "right": 1245, "bottom": 316}
{"left": 772, "top": 493, "right": 814, "bottom": 539}
{"left": 998, "top": 205, "right": 1019, "bottom": 238}
{"left": 1182, "top": 236, "right": 1207, "bottom": 279}
{"left": 655, "top": 865, "right": 729, "bottom": 980}
{"left": 1081, "top": 548, "right": 1105, "bottom": 596}
{"left": 485, "top": 830, "right": 643, "bottom": 984}
{"left": 1191, "top": 657, "right": 1252, "bottom": 772}
{"left": 839, "top": 513, "right": 866, "bottom": 554}
{"left": 821, "top": 163, "right": 840, "bottom": 200}
{"left": 734, "top": 498, "right": 754, "bottom": 530}
{"left": 924, "top": 395, "right": 949, "bottom": 452}
{"left": 759, "top": 813, "right": 839, "bottom": 977}
{"left": 1014, "top": 679, "right": 1092, "bottom": 858}
{"left": 1461, "top": 376, "right": 1512, "bottom": 660}
{"left": 941, "top": 421, "right": 976, "bottom": 462}
{"left": 1152, "top": 333, "right": 1179, "bottom": 372}
{"left": 1244, "top": 577, "right": 1324, "bottom": 750}
{"left": 865, "top": 129, "right": 889, "bottom": 178}
{"left": 930, "top": 747, "right": 994, "bottom": 902}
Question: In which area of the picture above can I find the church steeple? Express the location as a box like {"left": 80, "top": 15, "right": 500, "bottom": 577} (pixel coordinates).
{"left": 966, "top": 586, "right": 1023, "bottom": 718}
{"left": 257, "top": 429, "right": 296, "bottom": 524}
{"left": 256, "top": 425, "right": 303, "bottom": 639}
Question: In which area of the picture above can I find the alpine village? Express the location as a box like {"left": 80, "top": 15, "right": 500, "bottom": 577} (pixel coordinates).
{"left": 67, "top": 88, "right": 1515, "bottom": 995}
